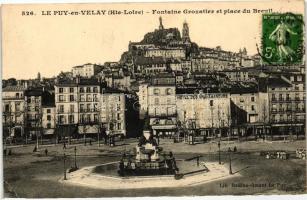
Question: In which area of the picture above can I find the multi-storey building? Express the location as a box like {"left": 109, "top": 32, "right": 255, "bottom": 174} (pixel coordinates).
{"left": 134, "top": 56, "right": 167, "bottom": 74}
{"left": 144, "top": 47, "right": 186, "bottom": 59}
{"left": 223, "top": 69, "right": 250, "bottom": 82}
{"left": 147, "top": 74, "right": 177, "bottom": 136}
{"left": 25, "top": 89, "right": 44, "bottom": 139}
{"left": 72, "top": 63, "right": 102, "bottom": 78}
{"left": 264, "top": 74, "right": 305, "bottom": 136}
{"left": 137, "top": 83, "right": 149, "bottom": 119}
{"left": 2, "top": 86, "right": 26, "bottom": 139}
{"left": 100, "top": 89, "right": 126, "bottom": 136}
{"left": 230, "top": 86, "right": 270, "bottom": 137}
{"left": 176, "top": 90, "right": 231, "bottom": 137}
{"left": 42, "top": 106, "right": 56, "bottom": 136}
{"left": 55, "top": 78, "right": 101, "bottom": 136}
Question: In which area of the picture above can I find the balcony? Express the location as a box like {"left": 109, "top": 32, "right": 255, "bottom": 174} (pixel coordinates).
{"left": 79, "top": 108, "right": 100, "bottom": 113}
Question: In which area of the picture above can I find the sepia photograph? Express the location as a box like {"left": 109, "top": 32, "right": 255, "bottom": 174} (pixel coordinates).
{"left": 1, "top": 0, "right": 306, "bottom": 198}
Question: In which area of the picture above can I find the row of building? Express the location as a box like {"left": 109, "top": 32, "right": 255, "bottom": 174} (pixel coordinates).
{"left": 137, "top": 70, "right": 305, "bottom": 138}
{"left": 2, "top": 78, "right": 127, "bottom": 140}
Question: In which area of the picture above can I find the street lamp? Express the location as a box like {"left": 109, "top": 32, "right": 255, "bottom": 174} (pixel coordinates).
{"left": 218, "top": 140, "right": 221, "bottom": 164}
{"left": 63, "top": 153, "right": 67, "bottom": 180}
{"left": 228, "top": 147, "right": 233, "bottom": 175}
{"left": 74, "top": 146, "right": 78, "bottom": 169}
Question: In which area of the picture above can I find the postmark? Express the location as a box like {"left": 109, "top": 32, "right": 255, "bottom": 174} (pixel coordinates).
{"left": 262, "top": 13, "right": 304, "bottom": 65}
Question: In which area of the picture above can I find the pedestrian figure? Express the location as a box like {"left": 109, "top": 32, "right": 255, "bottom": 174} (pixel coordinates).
{"left": 169, "top": 151, "right": 173, "bottom": 158}
{"left": 89, "top": 140, "right": 92, "bottom": 145}
{"left": 228, "top": 147, "right": 232, "bottom": 152}
{"left": 233, "top": 146, "right": 237, "bottom": 152}
{"left": 196, "top": 156, "right": 199, "bottom": 166}
{"left": 45, "top": 148, "right": 48, "bottom": 156}
{"left": 33, "top": 146, "right": 37, "bottom": 152}
{"left": 8, "top": 149, "right": 12, "bottom": 155}
{"left": 63, "top": 142, "right": 66, "bottom": 149}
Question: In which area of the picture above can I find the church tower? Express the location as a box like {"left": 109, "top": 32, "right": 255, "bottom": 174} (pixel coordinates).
{"left": 159, "top": 16, "right": 164, "bottom": 30}
{"left": 182, "top": 20, "right": 190, "bottom": 42}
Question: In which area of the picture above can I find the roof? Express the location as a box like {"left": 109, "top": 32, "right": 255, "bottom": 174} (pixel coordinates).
{"left": 135, "top": 56, "right": 166, "bottom": 65}
{"left": 2, "top": 85, "right": 26, "bottom": 92}
{"left": 103, "top": 87, "right": 126, "bottom": 94}
{"left": 267, "top": 77, "right": 292, "bottom": 88}
{"left": 25, "top": 89, "right": 44, "bottom": 96}
{"left": 55, "top": 78, "right": 100, "bottom": 86}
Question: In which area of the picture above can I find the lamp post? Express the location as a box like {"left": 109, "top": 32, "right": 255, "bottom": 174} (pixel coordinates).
{"left": 74, "top": 146, "right": 77, "bottom": 169}
{"left": 228, "top": 147, "right": 233, "bottom": 175}
{"left": 63, "top": 153, "right": 67, "bottom": 180}
{"left": 218, "top": 140, "right": 221, "bottom": 164}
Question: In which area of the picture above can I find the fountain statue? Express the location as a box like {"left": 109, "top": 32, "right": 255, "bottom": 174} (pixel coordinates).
{"left": 118, "top": 130, "right": 179, "bottom": 176}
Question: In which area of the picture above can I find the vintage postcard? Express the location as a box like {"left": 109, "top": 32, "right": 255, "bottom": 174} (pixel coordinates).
{"left": 1, "top": 0, "right": 306, "bottom": 198}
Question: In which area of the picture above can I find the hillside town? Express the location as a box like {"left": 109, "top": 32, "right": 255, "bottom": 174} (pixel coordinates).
{"left": 2, "top": 17, "right": 306, "bottom": 146}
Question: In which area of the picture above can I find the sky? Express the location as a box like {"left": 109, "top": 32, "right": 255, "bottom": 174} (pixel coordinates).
{"left": 2, "top": 0, "right": 304, "bottom": 79}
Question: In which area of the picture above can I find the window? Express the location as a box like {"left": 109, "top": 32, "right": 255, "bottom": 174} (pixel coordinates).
{"left": 70, "top": 105, "right": 74, "bottom": 112}
{"left": 59, "top": 115, "right": 65, "bottom": 124}
{"left": 280, "top": 115, "right": 284, "bottom": 122}
{"left": 87, "top": 104, "right": 91, "bottom": 111}
{"left": 80, "top": 87, "right": 84, "bottom": 93}
{"left": 59, "top": 88, "right": 64, "bottom": 93}
{"left": 93, "top": 94, "right": 98, "bottom": 102}
{"left": 69, "top": 88, "right": 74, "bottom": 93}
{"left": 5, "top": 104, "right": 9, "bottom": 112}
{"left": 93, "top": 87, "right": 98, "bottom": 93}
{"left": 35, "top": 106, "right": 39, "bottom": 111}
{"left": 154, "top": 98, "right": 159, "bottom": 105}
{"left": 166, "top": 88, "right": 172, "bottom": 95}
{"left": 86, "top": 87, "right": 91, "bottom": 93}
{"left": 69, "top": 95, "right": 74, "bottom": 102}
{"left": 47, "top": 115, "right": 51, "bottom": 120}
{"left": 16, "top": 93, "right": 20, "bottom": 98}
{"left": 153, "top": 88, "right": 160, "bottom": 95}
{"left": 251, "top": 97, "right": 255, "bottom": 102}
{"left": 210, "top": 100, "right": 214, "bottom": 107}
{"left": 117, "top": 123, "right": 121, "bottom": 130}
{"left": 167, "top": 98, "right": 171, "bottom": 104}
{"left": 279, "top": 94, "right": 283, "bottom": 101}
{"left": 286, "top": 94, "right": 290, "bottom": 101}
{"left": 59, "top": 105, "right": 64, "bottom": 113}
{"left": 68, "top": 115, "right": 74, "bottom": 124}
{"left": 272, "top": 94, "right": 276, "bottom": 101}
{"left": 80, "top": 94, "right": 85, "bottom": 102}
{"left": 47, "top": 109, "right": 51, "bottom": 113}
{"left": 117, "top": 113, "right": 121, "bottom": 120}
{"left": 94, "top": 114, "right": 99, "bottom": 122}
{"left": 94, "top": 104, "right": 98, "bottom": 111}
{"left": 27, "top": 98, "right": 31, "bottom": 103}
{"left": 47, "top": 123, "right": 51, "bottom": 129}
{"left": 59, "top": 95, "right": 65, "bottom": 102}
{"left": 15, "top": 103, "right": 20, "bottom": 112}
{"left": 80, "top": 104, "right": 84, "bottom": 112}
{"left": 87, "top": 94, "right": 92, "bottom": 101}
{"left": 251, "top": 105, "right": 255, "bottom": 111}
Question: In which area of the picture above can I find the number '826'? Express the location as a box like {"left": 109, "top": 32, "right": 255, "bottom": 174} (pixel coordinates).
{"left": 22, "top": 11, "right": 34, "bottom": 16}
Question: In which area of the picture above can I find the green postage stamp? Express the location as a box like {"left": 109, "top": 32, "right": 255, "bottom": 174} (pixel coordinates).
{"left": 262, "top": 13, "right": 304, "bottom": 65}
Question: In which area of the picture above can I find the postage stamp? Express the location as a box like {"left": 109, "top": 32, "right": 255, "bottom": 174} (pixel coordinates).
{"left": 262, "top": 13, "right": 304, "bottom": 65}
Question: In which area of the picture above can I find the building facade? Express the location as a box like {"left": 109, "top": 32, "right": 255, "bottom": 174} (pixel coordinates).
{"left": 2, "top": 86, "right": 26, "bottom": 139}
{"left": 100, "top": 90, "right": 126, "bottom": 136}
